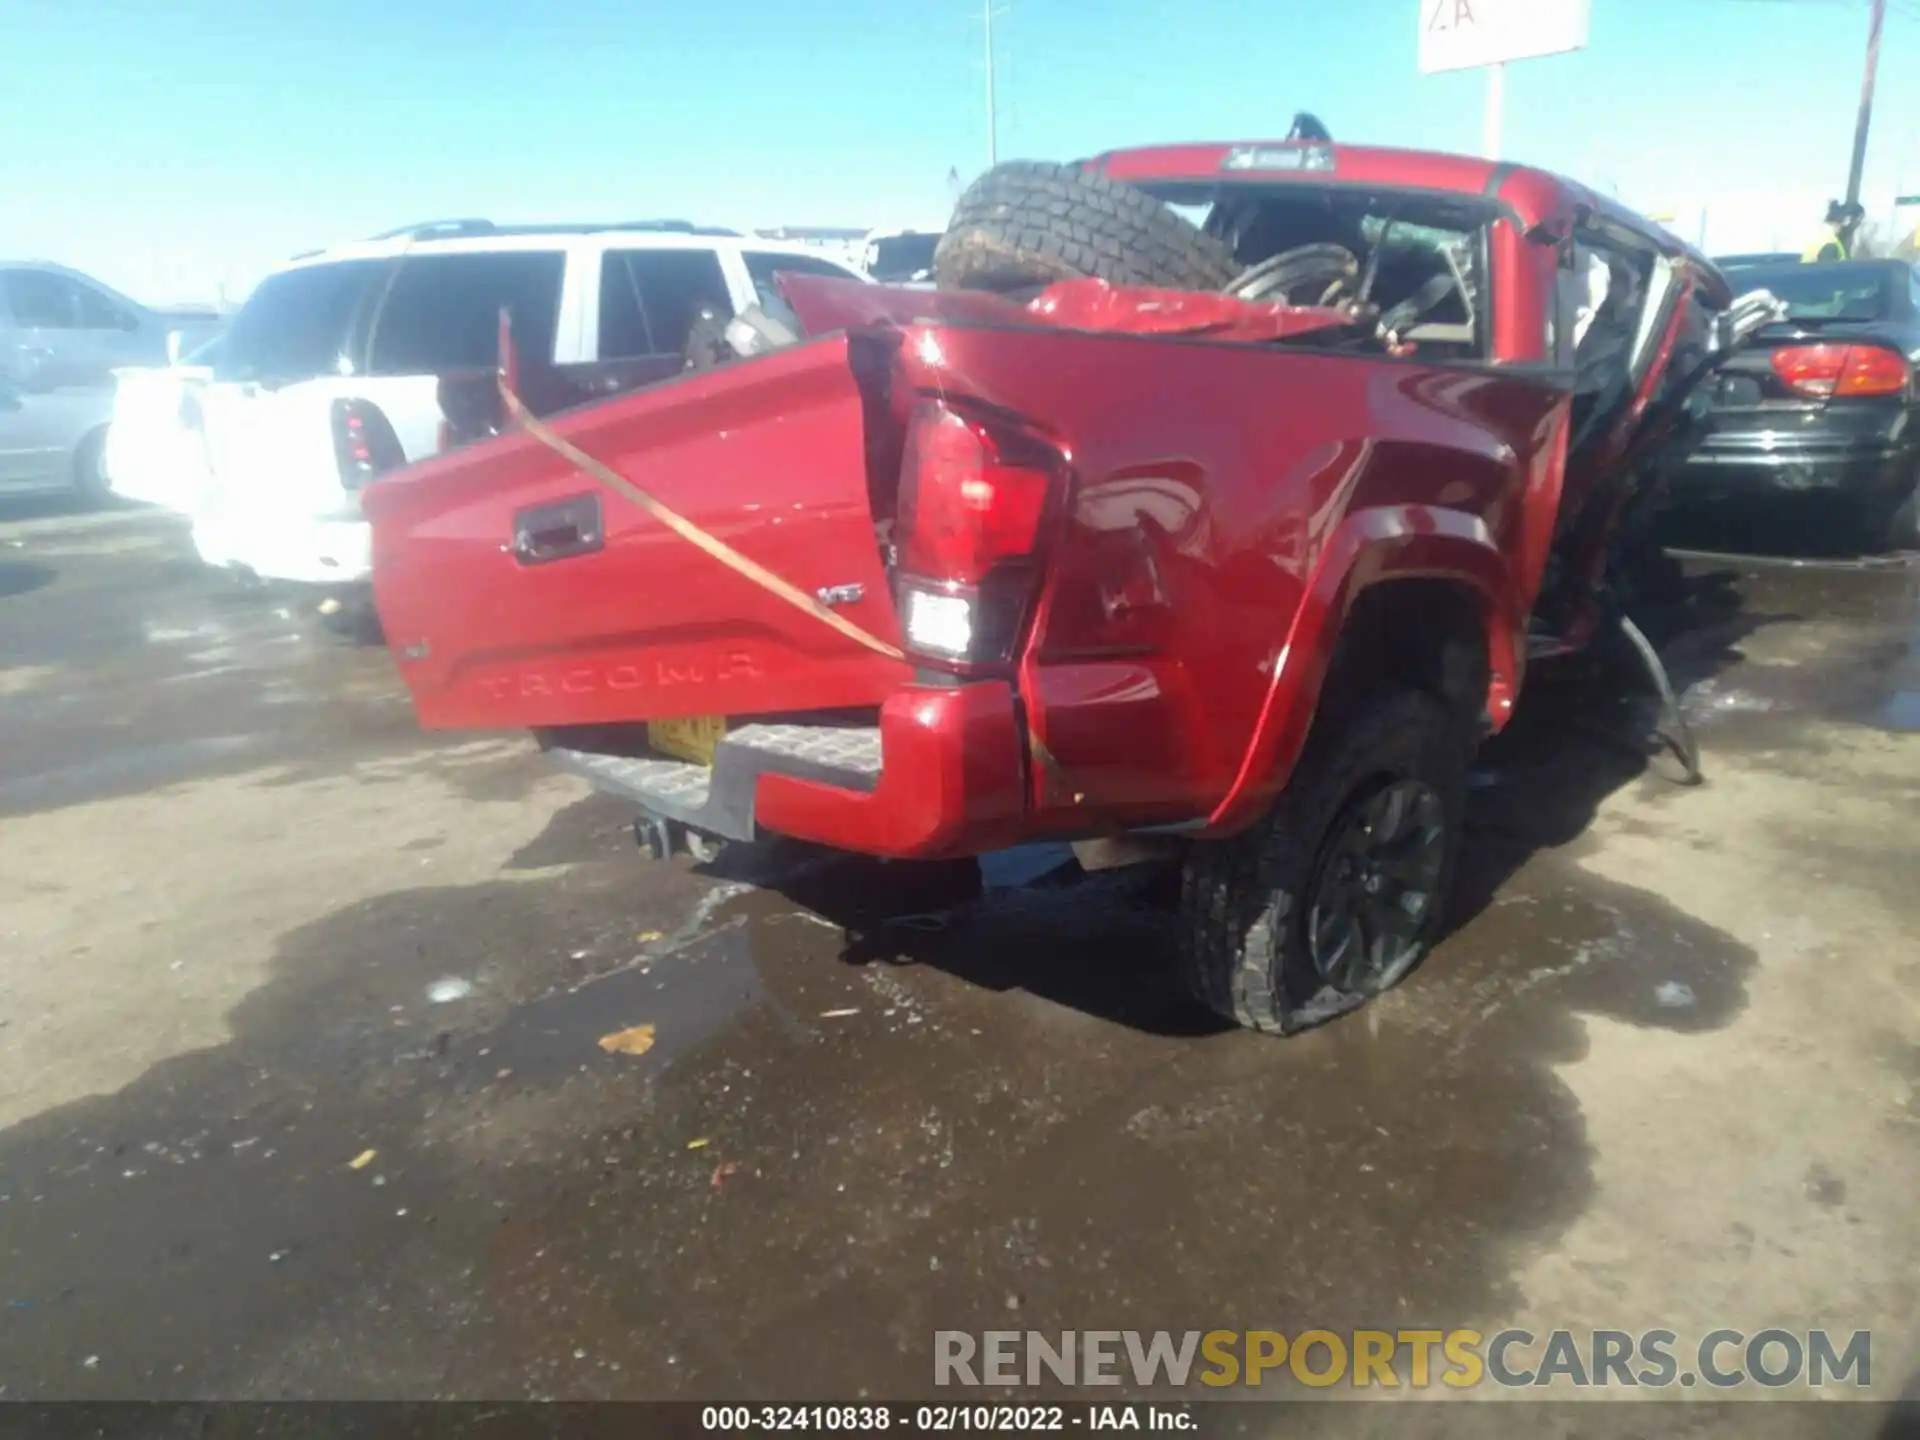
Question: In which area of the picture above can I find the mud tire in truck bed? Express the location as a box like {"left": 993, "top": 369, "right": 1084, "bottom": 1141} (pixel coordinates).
{"left": 934, "top": 160, "right": 1241, "bottom": 296}
{"left": 1177, "top": 689, "right": 1470, "bottom": 1035}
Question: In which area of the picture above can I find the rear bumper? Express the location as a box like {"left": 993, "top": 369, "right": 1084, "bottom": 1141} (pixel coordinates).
{"left": 190, "top": 511, "right": 372, "bottom": 586}
{"left": 544, "top": 681, "right": 1030, "bottom": 860}
{"left": 1665, "top": 433, "right": 1917, "bottom": 507}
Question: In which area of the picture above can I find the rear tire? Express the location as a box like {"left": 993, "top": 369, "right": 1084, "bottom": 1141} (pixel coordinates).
{"left": 935, "top": 161, "right": 1240, "bottom": 296}
{"left": 72, "top": 427, "right": 113, "bottom": 509}
{"left": 318, "top": 594, "right": 385, "bottom": 645}
{"left": 1177, "top": 689, "right": 1468, "bottom": 1035}
{"left": 1861, "top": 484, "right": 1919, "bottom": 553}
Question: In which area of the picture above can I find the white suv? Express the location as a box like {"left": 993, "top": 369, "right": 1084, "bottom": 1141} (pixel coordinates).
{"left": 111, "top": 221, "right": 869, "bottom": 590}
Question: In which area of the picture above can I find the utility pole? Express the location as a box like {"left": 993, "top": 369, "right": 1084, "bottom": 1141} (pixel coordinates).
{"left": 1482, "top": 61, "right": 1505, "bottom": 161}
{"left": 984, "top": 0, "right": 998, "bottom": 166}
{"left": 1841, "top": 0, "right": 1886, "bottom": 244}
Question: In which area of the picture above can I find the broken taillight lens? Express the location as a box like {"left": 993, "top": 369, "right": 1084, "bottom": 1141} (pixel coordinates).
{"left": 1770, "top": 343, "right": 1909, "bottom": 399}
{"left": 894, "top": 400, "right": 1060, "bottom": 666}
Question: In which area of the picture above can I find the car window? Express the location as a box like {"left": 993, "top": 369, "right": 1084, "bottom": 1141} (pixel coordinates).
{"left": 1, "top": 270, "right": 88, "bottom": 329}
{"left": 368, "top": 250, "right": 566, "bottom": 376}
{"left": 182, "top": 333, "right": 225, "bottom": 366}
{"left": 860, "top": 234, "right": 940, "bottom": 283}
{"left": 600, "top": 249, "right": 734, "bottom": 359}
{"left": 744, "top": 251, "right": 862, "bottom": 308}
{"left": 75, "top": 286, "right": 138, "bottom": 331}
{"left": 1726, "top": 262, "right": 1894, "bottom": 322}
{"left": 1564, "top": 241, "right": 1653, "bottom": 357}
{"left": 1563, "top": 237, "right": 1659, "bottom": 457}
{"left": 1355, "top": 212, "right": 1489, "bottom": 358}
{"left": 597, "top": 254, "right": 653, "bottom": 358}
{"left": 1910, "top": 267, "right": 1920, "bottom": 315}
{"left": 218, "top": 259, "right": 387, "bottom": 383}
{"left": 1139, "top": 185, "right": 1495, "bottom": 360}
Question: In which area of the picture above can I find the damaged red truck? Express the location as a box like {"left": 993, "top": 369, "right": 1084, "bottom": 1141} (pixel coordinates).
{"left": 365, "top": 141, "right": 1778, "bottom": 1035}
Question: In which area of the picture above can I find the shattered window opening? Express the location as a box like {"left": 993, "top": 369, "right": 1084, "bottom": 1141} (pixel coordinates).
{"left": 1141, "top": 182, "right": 1494, "bottom": 361}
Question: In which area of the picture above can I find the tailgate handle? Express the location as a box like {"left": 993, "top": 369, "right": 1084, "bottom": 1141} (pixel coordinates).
{"left": 511, "top": 494, "right": 604, "bottom": 565}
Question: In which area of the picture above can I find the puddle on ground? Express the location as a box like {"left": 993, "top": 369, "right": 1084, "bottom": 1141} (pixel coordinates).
{"left": 0, "top": 735, "right": 264, "bottom": 814}
{"left": 456, "top": 925, "right": 782, "bottom": 1089}
{"left": 1666, "top": 554, "right": 1920, "bottom": 739}
{"left": 1880, "top": 689, "right": 1920, "bottom": 731}
{"left": 0, "top": 560, "right": 57, "bottom": 599}
{"left": 444, "top": 841, "right": 1759, "bottom": 1401}
{"left": 0, "top": 740, "right": 1767, "bottom": 1402}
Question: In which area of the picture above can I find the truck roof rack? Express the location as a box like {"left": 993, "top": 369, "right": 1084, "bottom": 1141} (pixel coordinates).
{"left": 366, "top": 218, "right": 741, "bottom": 241}
{"left": 368, "top": 219, "right": 498, "bottom": 240}
{"left": 754, "top": 225, "right": 869, "bottom": 242}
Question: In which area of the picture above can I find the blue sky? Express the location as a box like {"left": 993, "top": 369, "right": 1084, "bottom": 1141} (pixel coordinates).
{"left": 5, "top": 0, "right": 1917, "bottom": 303}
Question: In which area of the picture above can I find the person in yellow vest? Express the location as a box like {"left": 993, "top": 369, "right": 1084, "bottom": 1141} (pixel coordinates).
{"left": 1804, "top": 200, "right": 1864, "bottom": 262}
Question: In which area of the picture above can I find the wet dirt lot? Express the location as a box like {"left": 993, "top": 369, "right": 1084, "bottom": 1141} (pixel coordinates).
{"left": 1, "top": 503, "right": 1917, "bottom": 1431}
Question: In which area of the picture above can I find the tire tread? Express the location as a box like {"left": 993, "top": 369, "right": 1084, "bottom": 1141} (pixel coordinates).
{"left": 1177, "top": 689, "right": 1468, "bottom": 1035}
{"left": 935, "top": 161, "right": 1240, "bottom": 294}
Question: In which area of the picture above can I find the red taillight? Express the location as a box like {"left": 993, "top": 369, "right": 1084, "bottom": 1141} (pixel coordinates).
{"left": 894, "top": 401, "right": 1059, "bottom": 665}
{"left": 329, "top": 398, "right": 406, "bottom": 489}
{"left": 897, "top": 403, "right": 1052, "bottom": 584}
{"left": 1770, "top": 343, "right": 1909, "bottom": 399}
{"left": 345, "top": 411, "right": 373, "bottom": 465}
{"left": 1836, "top": 346, "right": 1910, "bottom": 396}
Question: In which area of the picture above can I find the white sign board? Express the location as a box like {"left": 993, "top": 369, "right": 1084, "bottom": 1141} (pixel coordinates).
{"left": 1418, "top": 0, "right": 1592, "bottom": 74}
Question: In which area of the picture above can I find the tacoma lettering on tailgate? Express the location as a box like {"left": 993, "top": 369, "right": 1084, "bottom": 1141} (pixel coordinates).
{"left": 479, "top": 651, "right": 763, "bottom": 701}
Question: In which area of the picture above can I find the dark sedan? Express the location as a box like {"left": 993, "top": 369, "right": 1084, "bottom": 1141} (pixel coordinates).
{"left": 1662, "top": 258, "right": 1920, "bottom": 551}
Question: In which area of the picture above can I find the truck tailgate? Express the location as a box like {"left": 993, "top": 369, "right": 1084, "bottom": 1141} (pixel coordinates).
{"left": 364, "top": 334, "right": 909, "bottom": 731}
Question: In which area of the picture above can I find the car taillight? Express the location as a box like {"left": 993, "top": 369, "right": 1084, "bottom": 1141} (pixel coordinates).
{"left": 329, "top": 398, "right": 406, "bottom": 489}
{"left": 1769, "top": 343, "right": 1909, "bottom": 399}
{"left": 894, "top": 400, "right": 1060, "bottom": 666}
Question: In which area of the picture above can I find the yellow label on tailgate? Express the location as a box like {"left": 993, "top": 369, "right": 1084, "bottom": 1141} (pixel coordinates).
{"left": 648, "top": 715, "right": 727, "bottom": 766}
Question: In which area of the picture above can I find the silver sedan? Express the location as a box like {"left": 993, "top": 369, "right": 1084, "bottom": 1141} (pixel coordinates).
{"left": 0, "top": 261, "right": 223, "bottom": 504}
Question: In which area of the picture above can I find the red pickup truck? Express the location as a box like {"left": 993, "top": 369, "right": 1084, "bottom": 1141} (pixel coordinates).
{"left": 366, "top": 140, "right": 1775, "bottom": 1035}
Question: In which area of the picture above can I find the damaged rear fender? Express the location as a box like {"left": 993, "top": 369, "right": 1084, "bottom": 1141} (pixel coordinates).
{"left": 1206, "top": 509, "right": 1519, "bottom": 836}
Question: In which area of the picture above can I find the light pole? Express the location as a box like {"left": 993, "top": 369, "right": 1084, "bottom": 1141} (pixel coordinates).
{"left": 984, "top": 0, "right": 999, "bottom": 166}
{"left": 1482, "top": 61, "right": 1505, "bottom": 160}
{"left": 1841, "top": 0, "right": 1887, "bottom": 246}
